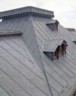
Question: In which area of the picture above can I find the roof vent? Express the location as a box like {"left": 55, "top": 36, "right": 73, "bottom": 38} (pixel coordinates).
{"left": 47, "top": 20, "right": 59, "bottom": 31}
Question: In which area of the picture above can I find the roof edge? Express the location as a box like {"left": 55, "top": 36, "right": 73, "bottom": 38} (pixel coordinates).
{"left": 0, "top": 6, "right": 54, "bottom": 19}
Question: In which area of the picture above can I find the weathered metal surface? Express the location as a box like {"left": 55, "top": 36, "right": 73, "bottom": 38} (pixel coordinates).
{"left": 0, "top": 7, "right": 76, "bottom": 96}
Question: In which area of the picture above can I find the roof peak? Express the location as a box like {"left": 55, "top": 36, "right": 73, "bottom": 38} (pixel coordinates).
{"left": 0, "top": 6, "right": 54, "bottom": 19}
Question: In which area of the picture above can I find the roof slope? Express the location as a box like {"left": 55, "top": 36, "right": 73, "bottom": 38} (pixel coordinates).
{"left": 32, "top": 16, "right": 76, "bottom": 95}
{"left": 0, "top": 6, "right": 76, "bottom": 96}
{"left": 0, "top": 14, "right": 52, "bottom": 96}
{"left": 0, "top": 36, "right": 52, "bottom": 96}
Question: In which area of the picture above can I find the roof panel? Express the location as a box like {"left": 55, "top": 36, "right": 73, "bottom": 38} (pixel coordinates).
{"left": 0, "top": 37, "right": 51, "bottom": 96}
{"left": 0, "top": 86, "right": 10, "bottom": 96}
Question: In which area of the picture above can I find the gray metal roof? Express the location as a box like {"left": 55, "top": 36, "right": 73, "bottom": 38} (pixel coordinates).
{"left": 43, "top": 39, "right": 63, "bottom": 52}
{"left": 68, "top": 31, "right": 76, "bottom": 41}
{"left": 0, "top": 7, "right": 76, "bottom": 96}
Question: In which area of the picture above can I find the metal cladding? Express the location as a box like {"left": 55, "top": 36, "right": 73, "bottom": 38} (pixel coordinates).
{"left": 0, "top": 6, "right": 76, "bottom": 96}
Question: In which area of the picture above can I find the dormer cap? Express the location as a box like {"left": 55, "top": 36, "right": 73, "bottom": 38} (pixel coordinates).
{"left": 46, "top": 20, "right": 59, "bottom": 25}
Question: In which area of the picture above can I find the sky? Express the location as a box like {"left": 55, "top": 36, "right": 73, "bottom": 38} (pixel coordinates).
{"left": 0, "top": 0, "right": 76, "bottom": 29}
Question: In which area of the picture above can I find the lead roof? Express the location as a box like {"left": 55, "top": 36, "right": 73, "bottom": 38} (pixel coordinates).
{"left": 0, "top": 6, "right": 76, "bottom": 96}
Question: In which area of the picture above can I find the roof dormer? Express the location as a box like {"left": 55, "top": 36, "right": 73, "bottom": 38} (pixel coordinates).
{"left": 46, "top": 20, "right": 59, "bottom": 31}
{"left": 43, "top": 39, "right": 68, "bottom": 61}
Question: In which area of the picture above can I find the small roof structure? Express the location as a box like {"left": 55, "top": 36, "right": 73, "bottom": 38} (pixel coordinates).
{"left": 43, "top": 39, "right": 63, "bottom": 52}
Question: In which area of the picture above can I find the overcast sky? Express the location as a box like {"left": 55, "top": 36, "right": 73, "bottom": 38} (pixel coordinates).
{"left": 0, "top": 0, "right": 76, "bottom": 28}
